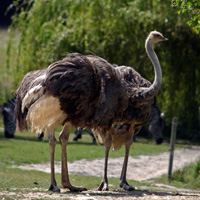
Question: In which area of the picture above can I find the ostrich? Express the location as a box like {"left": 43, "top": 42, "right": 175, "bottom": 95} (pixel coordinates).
{"left": 15, "top": 31, "right": 167, "bottom": 192}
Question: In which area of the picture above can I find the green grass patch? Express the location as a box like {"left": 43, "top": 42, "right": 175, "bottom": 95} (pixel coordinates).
{"left": 156, "top": 159, "right": 200, "bottom": 190}
{"left": 0, "top": 127, "right": 168, "bottom": 192}
{"left": 0, "top": 164, "right": 146, "bottom": 191}
{"left": 0, "top": 166, "right": 50, "bottom": 189}
{"left": 0, "top": 129, "right": 170, "bottom": 166}
{"left": 0, "top": 126, "right": 192, "bottom": 193}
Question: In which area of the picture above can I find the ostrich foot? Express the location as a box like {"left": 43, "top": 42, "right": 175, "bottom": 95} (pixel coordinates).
{"left": 97, "top": 180, "right": 109, "bottom": 191}
{"left": 48, "top": 184, "right": 60, "bottom": 193}
{"left": 119, "top": 180, "right": 135, "bottom": 191}
{"left": 62, "top": 183, "right": 87, "bottom": 192}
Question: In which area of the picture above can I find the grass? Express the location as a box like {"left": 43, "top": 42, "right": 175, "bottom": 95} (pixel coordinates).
{"left": 0, "top": 126, "right": 169, "bottom": 190}
{"left": 0, "top": 128, "right": 156, "bottom": 200}
{"left": 0, "top": 122, "right": 200, "bottom": 200}
{"left": 0, "top": 165, "right": 145, "bottom": 191}
{"left": 157, "top": 160, "right": 200, "bottom": 190}
{"left": 0, "top": 116, "right": 195, "bottom": 192}
{"left": 0, "top": 129, "right": 171, "bottom": 166}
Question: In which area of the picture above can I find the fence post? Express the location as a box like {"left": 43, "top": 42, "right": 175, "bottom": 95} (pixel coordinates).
{"left": 168, "top": 117, "right": 178, "bottom": 180}
{"left": 199, "top": 106, "right": 200, "bottom": 127}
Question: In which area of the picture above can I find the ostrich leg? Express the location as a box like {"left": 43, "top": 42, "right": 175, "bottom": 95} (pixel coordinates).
{"left": 48, "top": 128, "right": 60, "bottom": 192}
{"left": 98, "top": 133, "right": 112, "bottom": 191}
{"left": 59, "top": 123, "right": 87, "bottom": 192}
{"left": 119, "top": 125, "right": 141, "bottom": 191}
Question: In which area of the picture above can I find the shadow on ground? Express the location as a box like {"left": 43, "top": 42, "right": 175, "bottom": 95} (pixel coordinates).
{"left": 63, "top": 189, "right": 200, "bottom": 199}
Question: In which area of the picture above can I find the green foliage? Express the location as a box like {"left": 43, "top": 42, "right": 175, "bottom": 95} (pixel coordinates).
{"left": 172, "top": 0, "right": 200, "bottom": 34}
{"left": 0, "top": 29, "right": 18, "bottom": 103}
{"left": 7, "top": 0, "right": 200, "bottom": 139}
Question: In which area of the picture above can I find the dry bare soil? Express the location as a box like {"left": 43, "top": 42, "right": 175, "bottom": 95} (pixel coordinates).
{"left": 0, "top": 185, "right": 200, "bottom": 200}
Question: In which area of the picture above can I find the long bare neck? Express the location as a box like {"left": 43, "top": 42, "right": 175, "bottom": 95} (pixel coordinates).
{"left": 142, "top": 38, "right": 162, "bottom": 98}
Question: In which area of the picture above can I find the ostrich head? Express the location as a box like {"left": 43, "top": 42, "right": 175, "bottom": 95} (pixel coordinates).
{"left": 147, "top": 31, "right": 168, "bottom": 45}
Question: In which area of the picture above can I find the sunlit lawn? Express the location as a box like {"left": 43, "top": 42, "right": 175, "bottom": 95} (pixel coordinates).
{"left": 0, "top": 129, "right": 171, "bottom": 166}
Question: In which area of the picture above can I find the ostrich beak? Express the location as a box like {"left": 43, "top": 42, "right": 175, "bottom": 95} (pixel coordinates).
{"left": 161, "top": 36, "right": 168, "bottom": 41}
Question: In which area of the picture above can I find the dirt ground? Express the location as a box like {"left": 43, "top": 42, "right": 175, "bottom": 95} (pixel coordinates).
{"left": 5, "top": 146, "right": 200, "bottom": 199}
{"left": 0, "top": 186, "right": 200, "bottom": 200}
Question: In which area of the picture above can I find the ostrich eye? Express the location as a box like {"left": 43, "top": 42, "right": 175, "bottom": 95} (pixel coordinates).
{"left": 156, "top": 34, "right": 160, "bottom": 37}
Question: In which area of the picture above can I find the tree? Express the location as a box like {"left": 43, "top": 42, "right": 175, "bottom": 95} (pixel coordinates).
{"left": 172, "top": 0, "right": 200, "bottom": 34}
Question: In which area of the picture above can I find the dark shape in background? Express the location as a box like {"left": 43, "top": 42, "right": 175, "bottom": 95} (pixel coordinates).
{"left": 1, "top": 98, "right": 16, "bottom": 138}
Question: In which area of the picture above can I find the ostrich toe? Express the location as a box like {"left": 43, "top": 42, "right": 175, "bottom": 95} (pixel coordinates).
{"left": 97, "top": 180, "right": 109, "bottom": 191}
{"left": 119, "top": 180, "right": 135, "bottom": 191}
{"left": 48, "top": 184, "right": 60, "bottom": 193}
{"left": 62, "top": 183, "right": 87, "bottom": 192}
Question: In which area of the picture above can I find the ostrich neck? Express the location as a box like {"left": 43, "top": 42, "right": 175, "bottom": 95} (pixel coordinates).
{"left": 143, "top": 39, "right": 162, "bottom": 98}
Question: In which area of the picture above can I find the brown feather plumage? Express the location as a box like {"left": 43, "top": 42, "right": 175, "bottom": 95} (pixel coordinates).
{"left": 15, "top": 53, "right": 155, "bottom": 143}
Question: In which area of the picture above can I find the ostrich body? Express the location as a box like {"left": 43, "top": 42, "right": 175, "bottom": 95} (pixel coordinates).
{"left": 15, "top": 31, "right": 167, "bottom": 192}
